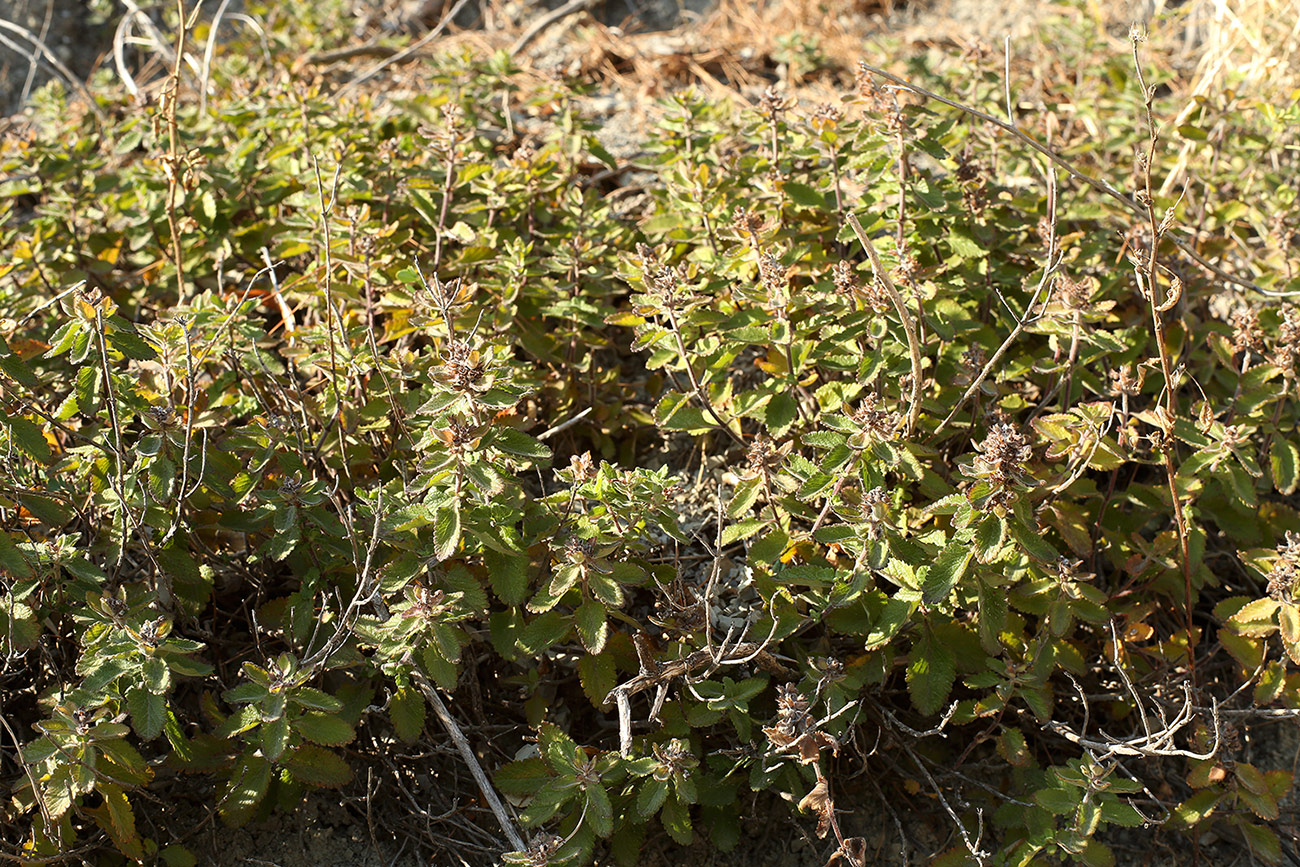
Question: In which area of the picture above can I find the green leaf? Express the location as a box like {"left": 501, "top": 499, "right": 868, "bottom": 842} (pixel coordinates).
{"left": 127, "top": 687, "right": 166, "bottom": 740}
{"left": 221, "top": 753, "right": 271, "bottom": 825}
{"left": 1231, "top": 598, "right": 1281, "bottom": 636}
{"left": 495, "top": 757, "right": 549, "bottom": 796}
{"left": 577, "top": 652, "right": 617, "bottom": 709}
{"left": 0, "top": 337, "right": 38, "bottom": 387}
{"left": 721, "top": 517, "right": 766, "bottom": 545}
{"left": 1008, "top": 516, "right": 1057, "bottom": 562}
{"left": 292, "top": 712, "right": 356, "bottom": 746}
{"left": 1099, "top": 799, "right": 1144, "bottom": 827}
{"left": 484, "top": 547, "right": 530, "bottom": 606}
{"left": 491, "top": 428, "right": 552, "bottom": 461}
{"left": 1241, "top": 821, "right": 1282, "bottom": 865}
{"left": 784, "top": 181, "right": 827, "bottom": 209}
{"left": 1271, "top": 438, "right": 1299, "bottom": 495}
{"left": 638, "top": 777, "right": 669, "bottom": 818}
{"left": 1171, "top": 789, "right": 1221, "bottom": 827}
{"left": 765, "top": 393, "right": 798, "bottom": 436}
{"left": 421, "top": 644, "right": 459, "bottom": 690}
{"left": 973, "top": 513, "right": 1006, "bottom": 562}
{"left": 291, "top": 687, "right": 343, "bottom": 712}
{"left": 575, "top": 598, "right": 608, "bottom": 653}
{"left": 261, "top": 715, "right": 290, "bottom": 761}
{"left": 92, "top": 782, "right": 142, "bottom": 859}
{"left": 727, "top": 477, "right": 763, "bottom": 518}
{"left": 922, "top": 539, "right": 973, "bottom": 606}
{"left": 1034, "top": 786, "right": 1078, "bottom": 815}
{"left": 539, "top": 722, "right": 579, "bottom": 774}
{"left": 1080, "top": 840, "right": 1115, "bottom": 867}
{"left": 977, "top": 578, "right": 1007, "bottom": 654}
{"left": 517, "top": 610, "right": 571, "bottom": 655}
{"left": 865, "top": 595, "right": 914, "bottom": 649}
{"left": 433, "top": 501, "right": 461, "bottom": 562}
{"left": 1, "top": 410, "right": 51, "bottom": 463}
{"left": 284, "top": 744, "right": 353, "bottom": 788}
{"left": 107, "top": 328, "right": 157, "bottom": 360}
{"left": 0, "top": 531, "right": 34, "bottom": 578}
{"left": 142, "top": 656, "right": 170, "bottom": 694}
{"left": 160, "top": 845, "right": 198, "bottom": 867}
{"left": 660, "top": 793, "right": 693, "bottom": 845}
{"left": 585, "top": 784, "right": 614, "bottom": 837}
{"left": 906, "top": 627, "right": 955, "bottom": 716}
{"left": 390, "top": 685, "right": 426, "bottom": 743}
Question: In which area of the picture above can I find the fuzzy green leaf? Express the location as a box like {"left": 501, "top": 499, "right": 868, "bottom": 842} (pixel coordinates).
{"left": 922, "top": 538, "right": 973, "bottom": 606}
{"left": 127, "top": 687, "right": 166, "bottom": 741}
{"left": 575, "top": 598, "right": 608, "bottom": 654}
{"left": 390, "top": 685, "right": 426, "bottom": 743}
{"left": 221, "top": 753, "right": 271, "bottom": 825}
{"left": 906, "top": 627, "right": 956, "bottom": 716}
{"left": 1271, "top": 438, "right": 1299, "bottom": 495}
{"left": 284, "top": 744, "right": 353, "bottom": 788}
{"left": 292, "top": 712, "right": 356, "bottom": 746}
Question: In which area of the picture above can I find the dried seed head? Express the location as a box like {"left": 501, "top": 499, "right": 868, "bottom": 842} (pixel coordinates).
{"left": 567, "top": 451, "right": 596, "bottom": 484}
{"left": 960, "top": 39, "right": 991, "bottom": 63}
{"left": 956, "top": 346, "right": 987, "bottom": 385}
{"left": 1273, "top": 305, "right": 1300, "bottom": 371}
{"left": 854, "top": 63, "right": 891, "bottom": 115}
{"left": 970, "top": 423, "right": 1033, "bottom": 507}
{"left": 561, "top": 535, "right": 596, "bottom": 564}
{"left": 1155, "top": 276, "right": 1182, "bottom": 313}
{"left": 758, "top": 252, "right": 788, "bottom": 295}
{"left": 1055, "top": 274, "right": 1092, "bottom": 311}
{"left": 758, "top": 86, "right": 792, "bottom": 121}
{"left": 1109, "top": 363, "right": 1147, "bottom": 397}
{"left": 895, "top": 254, "right": 919, "bottom": 282}
{"left": 651, "top": 739, "right": 697, "bottom": 781}
{"left": 861, "top": 275, "right": 892, "bottom": 313}
{"left": 733, "top": 206, "right": 766, "bottom": 240}
{"left": 848, "top": 394, "right": 899, "bottom": 443}
{"left": 1230, "top": 307, "right": 1266, "bottom": 355}
{"left": 745, "top": 434, "right": 788, "bottom": 479}
{"left": 1196, "top": 401, "right": 1216, "bottom": 434}
{"left": 1268, "top": 531, "right": 1300, "bottom": 603}
{"left": 1157, "top": 207, "right": 1177, "bottom": 237}
{"left": 1055, "top": 556, "right": 1094, "bottom": 585}
{"left": 809, "top": 101, "right": 844, "bottom": 131}
{"left": 510, "top": 141, "right": 537, "bottom": 167}
{"left": 831, "top": 260, "right": 858, "bottom": 296}
{"left": 438, "top": 416, "right": 481, "bottom": 453}
{"left": 510, "top": 833, "right": 563, "bottom": 867}
{"left": 645, "top": 261, "right": 690, "bottom": 302}
{"left": 441, "top": 341, "right": 487, "bottom": 391}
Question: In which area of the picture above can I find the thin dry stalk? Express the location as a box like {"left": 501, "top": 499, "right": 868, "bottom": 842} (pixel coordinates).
{"left": 405, "top": 657, "right": 528, "bottom": 853}
{"left": 1131, "top": 32, "right": 1197, "bottom": 679}
{"left": 0, "top": 18, "right": 105, "bottom": 120}
{"left": 846, "top": 212, "right": 923, "bottom": 435}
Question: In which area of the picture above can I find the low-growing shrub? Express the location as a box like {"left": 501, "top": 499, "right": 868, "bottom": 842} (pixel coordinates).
{"left": 2, "top": 3, "right": 1300, "bottom": 864}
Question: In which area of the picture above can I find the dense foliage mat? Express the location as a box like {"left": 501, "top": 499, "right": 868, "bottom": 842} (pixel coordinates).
{"left": 3, "top": 2, "right": 1300, "bottom": 864}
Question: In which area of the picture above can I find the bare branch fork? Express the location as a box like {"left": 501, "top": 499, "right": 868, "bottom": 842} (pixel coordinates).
{"left": 880, "top": 708, "right": 988, "bottom": 864}
{"left": 1042, "top": 624, "right": 1222, "bottom": 762}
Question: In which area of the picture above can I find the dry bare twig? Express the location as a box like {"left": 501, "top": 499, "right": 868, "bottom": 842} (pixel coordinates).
{"left": 405, "top": 655, "right": 528, "bottom": 853}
